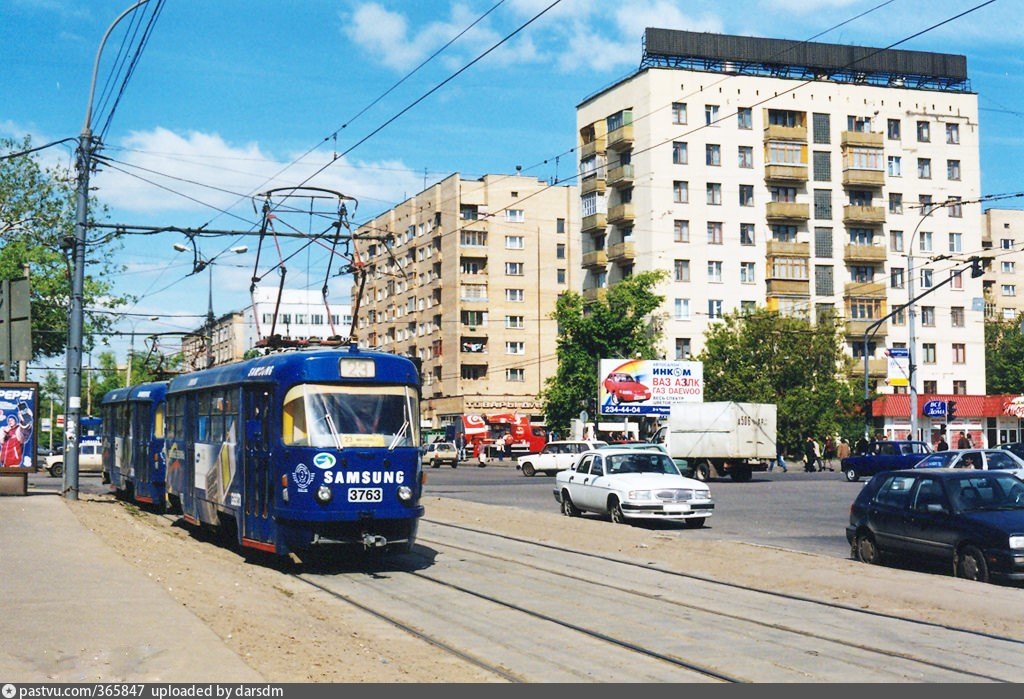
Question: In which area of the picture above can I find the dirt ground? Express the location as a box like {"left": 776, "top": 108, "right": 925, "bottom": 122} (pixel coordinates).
{"left": 67, "top": 493, "right": 1024, "bottom": 682}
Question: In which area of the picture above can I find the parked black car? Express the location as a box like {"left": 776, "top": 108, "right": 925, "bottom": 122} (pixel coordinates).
{"left": 846, "top": 468, "right": 1024, "bottom": 583}
{"left": 996, "top": 442, "right": 1024, "bottom": 461}
{"left": 840, "top": 440, "right": 932, "bottom": 482}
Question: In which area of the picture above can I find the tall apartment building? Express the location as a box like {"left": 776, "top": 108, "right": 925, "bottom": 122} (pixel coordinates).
{"left": 982, "top": 208, "right": 1024, "bottom": 321}
{"left": 577, "top": 28, "right": 984, "bottom": 398}
{"left": 353, "top": 173, "right": 578, "bottom": 431}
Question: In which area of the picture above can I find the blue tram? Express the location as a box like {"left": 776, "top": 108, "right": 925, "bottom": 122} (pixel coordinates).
{"left": 160, "top": 345, "right": 424, "bottom": 556}
{"left": 100, "top": 381, "right": 169, "bottom": 509}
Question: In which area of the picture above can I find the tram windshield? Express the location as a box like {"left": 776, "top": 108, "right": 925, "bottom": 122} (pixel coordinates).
{"left": 282, "top": 384, "right": 420, "bottom": 449}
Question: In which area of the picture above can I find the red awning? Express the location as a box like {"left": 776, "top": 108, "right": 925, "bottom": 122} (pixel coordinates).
{"left": 870, "top": 394, "right": 1024, "bottom": 418}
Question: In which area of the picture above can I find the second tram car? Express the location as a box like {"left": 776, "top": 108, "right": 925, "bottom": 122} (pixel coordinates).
{"left": 159, "top": 345, "right": 424, "bottom": 557}
{"left": 100, "top": 381, "right": 168, "bottom": 508}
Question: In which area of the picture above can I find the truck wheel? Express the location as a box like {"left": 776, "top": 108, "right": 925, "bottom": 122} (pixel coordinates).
{"left": 49, "top": 463, "right": 64, "bottom": 478}
{"left": 695, "top": 462, "right": 711, "bottom": 482}
{"left": 729, "top": 468, "right": 752, "bottom": 482}
{"left": 522, "top": 463, "right": 536, "bottom": 477}
{"left": 844, "top": 467, "right": 859, "bottom": 482}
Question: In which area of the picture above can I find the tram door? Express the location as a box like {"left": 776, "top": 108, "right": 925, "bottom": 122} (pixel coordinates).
{"left": 131, "top": 402, "right": 152, "bottom": 497}
{"left": 241, "top": 387, "right": 275, "bottom": 546}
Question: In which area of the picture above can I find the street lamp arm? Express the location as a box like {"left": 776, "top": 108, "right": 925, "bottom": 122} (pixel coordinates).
{"left": 82, "top": 0, "right": 154, "bottom": 134}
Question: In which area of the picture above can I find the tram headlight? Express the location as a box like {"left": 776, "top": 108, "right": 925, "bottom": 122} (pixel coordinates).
{"left": 397, "top": 485, "right": 413, "bottom": 502}
{"left": 315, "top": 485, "right": 333, "bottom": 504}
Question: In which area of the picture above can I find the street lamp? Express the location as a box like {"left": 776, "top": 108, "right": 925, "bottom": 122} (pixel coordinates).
{"left": 172, "top": 243, "right": 248, "bottom": 368}
{"left": 125, "top": 316, "right": 160, "bottom": 387}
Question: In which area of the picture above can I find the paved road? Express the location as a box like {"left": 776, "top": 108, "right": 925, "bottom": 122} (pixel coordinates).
{"left": 422, "top": 459, "right": 863, "bottom": 560}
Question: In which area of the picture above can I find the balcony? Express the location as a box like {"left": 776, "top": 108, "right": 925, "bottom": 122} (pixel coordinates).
{"left": 607, "top": 163, "right": 634, "bottom": 188}
{"left": 843, "top": 244, "right": 887, "bottom": 263}
{"left": 766, "top": 201, "right": 810, "bottom": 221}
{"left": 845, "top": 319, "right": 887, "bottom": 337}
{"left": 581, "top": 212, "right": 607, "bottom": 234}
{"left": 843, "top": 205, "right": 886, "bottom": 225}
{"left": 844, "top": 281, "right": 887, "bottom": 298}
{"left": 608, "top": 241, "right": 635, "bottom": 264}
{"left": 766, "top": 279, "right": 810, "bottom": 295}
{"left": 579, "top": 136, "right": 606, "bottom": 159}
{"left": 850, "top": 357, "right": 888, "bottom": 376}
{"left": 582, "top": 287, "right": 608, "bottom": 302}
{"left": 766, "top": 240, "right": 810, "bottom": 257}
{"left": 840, "top": 130, "right": 884, "bottom": 148}
{"left": 582, "top": 250, "right": 608, "bottom": 268}
{"left": 764, "top": 124, "right": 807, "bottom": 142}
{"left": 581, "top": 176, "right": 606, "bottom": 196}
{"left": 607, "top": 124, "right": 634, "bottom": 151}
{"left": 842, "top": 168, "right": 885, "bottom": 188}
{"left": 608, "top": 202, "right": 635, "bottom": 225}
{"left": 764, "top": 164, "right": 808, "bottom": 182}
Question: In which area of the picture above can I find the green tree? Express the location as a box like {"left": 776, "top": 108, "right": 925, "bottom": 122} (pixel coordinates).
{"left": 985, "top": 314, "right": 1024, "bottom": 394}
{"left": 698, "top": 308, "right": 860, "bottom": 456}
{"left": 0, "top": 136, "right": 133, "bottom": 364}
{"left": 541, "top": 271, "right": 667, "bottom": 434}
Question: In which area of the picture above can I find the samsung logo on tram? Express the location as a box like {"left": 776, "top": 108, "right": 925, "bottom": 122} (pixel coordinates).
{"left": 322, "top": 471, "right": 406, "bottom": 485}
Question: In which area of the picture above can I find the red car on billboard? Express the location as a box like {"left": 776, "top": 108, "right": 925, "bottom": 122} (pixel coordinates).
{"left": 603, "top": 372, "right": 651, "bottom": 404}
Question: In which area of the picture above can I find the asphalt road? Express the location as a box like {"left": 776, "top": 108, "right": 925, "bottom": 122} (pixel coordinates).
{"left": 421, "top": 458, "right": 864, "bottom": 560}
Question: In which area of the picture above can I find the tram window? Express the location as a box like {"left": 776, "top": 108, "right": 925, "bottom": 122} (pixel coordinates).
{"left": 281, "top": 384, "right": 418, "bottom": 448}
{"left": 154, "top": 405, "right": 165, "bottom": 439}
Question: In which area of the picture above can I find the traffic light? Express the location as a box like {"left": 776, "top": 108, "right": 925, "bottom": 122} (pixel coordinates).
{"left": 946, "top": 400, "right": 957, "bottom": 420}
{"left": 970, "top": 257, "right": 990, "bottom": 278}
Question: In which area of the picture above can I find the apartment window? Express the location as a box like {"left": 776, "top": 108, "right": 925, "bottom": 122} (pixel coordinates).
{"left": 740, "top": 223, "right": 756, "bottom": 246}
{"left": 887, "top": 156, "right": 902, "bottom": 177}
{"left": 771, "top": 256, "right": 808, "bottom": 280}
{"left": 946, "top": 123, "right": 960, "bottom": 144}
{"left": 506, "top": 341, "right": 525, "bottom": 355}
{"left": 707, "top": 183, "right": 722, "bottom": 205}
{"left": 674, "top": 298, "right": 691, "bottom": 320}
{"left": 815, "top": 265, "right": 834, "bottom": 296}
{"left": 673, "top": 181, "right": 688, "bottom": 203}
{"left": 739, "top": 185, "right": 754, "bottom": 207}
{"left": 919, "top": 194, "right": 933, "bottom": 214}
{"left": 771, "top": 224, "right": 798, "bottom": 242}
{"left": 505, "top": 289, "right": 524, "bottom": 302}
{"left": 556, "top": 269, "right": 566, "bottom": 284}
{"left": 922, "top": 343, "right": 936, "bottom": 363}
{"left": 767, "top": 142, "right": 802, "bottom": 165}
{"left": 1002, "top": 284, "right": 1017, "bottom": 297}
{"left": 672, "top": 102, "right": 687, "bottom": 125}
{"left": 889, "top": 193, "right": 903, "bottom": 214}
{"left": 706, "top": 144, "right": 721, "bottom": 166}
{"left": 461, "top": 230, "right": 487, "bottom": 246}
{"left": 812, "top": 113, "right": 830, "bottom": 144}
{"left": 462, "top": 366, "right": 486, "bottom": 380}
{"left": 505, "top": 315, "right": 524, "bottom": 329}
{"left": 461, "top": 283, "right": 488, "bottom": 301}
{"left": 921, "top": 269, "right": 933, "bottom": 289}
{"left": 707, "top": 222, "right": 723, "bottom": 244}
{"left": 947, "top": 196, "right": 962, "bottom": 218}
{"left": 846, "top": 147, "right": 882, "bottom": 171}
{"left": 851, "top": 265, "right": 874, "bottom": 283}
{"left": 675, "top": 338, "right": 692, "bottom": 360}
{"left": 814, "top": 227, "right": 833, "bottom": 257}
{"left": 737, "top": 107, "right": 752, "bottom": 129}
{"left": 947, "top": 159, "right": 961, "bottom": 181}
{"left": 952, "top": 269, "right": 963, "bottom": 289}
{"left": 505, "top": 262, "right": 524, "bottom": 276}
{"left": 506, "top": 235, "right": 524, "bottom": 249}
{"left": 674, "top": 219, "right": 690, "bottom": 243}
{"left": 813, "top": 151, "right": 831, "bottom": 181}
{"left": 1001, "top": 238, "right": 1014, "bottom": 250}
{"left": 705, "top": 104, "right": 719, "bottom": 125}
{"left": 949, "top": 232, "right": 962, "bottom": 253}
{"left": 708, "top": 260, "right": 723, "bottom": 282}
{"left": 923, "top": 380, "right": 937, "bottom": 394}
{"left": 557, "top": 218, "right": 565, "bottom": 234}
{"left": 891, "top": 268, "right": 905, "bottom": 289}
{"left": 505, "top": 209, "right": 525, "bottom": 223}
{"left": 848, "top": 298, "right": 881, "bottom": 320}
{"left": 738, "top": 145, "right": 754, "bottom": 168}
{"left": 674, "top": 259, "right": 690, "bottom": 282}
{"left": 672, "top": 141, "right": 687, "bottom": 165}
{"left": 892, "top": 308, "right": 906, "bottom": 325}
{"left": 887, "top": 118, "right": 901, "bottom": 140}
{"left": 769, "top": 109, "right": 800, "bottom": 127}
{"left": 951, "top": 307, "right": 964, "bottom": 327}
{"left": 742, "top": 300, "right": 757, "bottom": 314}
{"left": 1002, "top": 261, "right": 1016, "bottom": 274}
{"left": 770, "top": 186, "right": 797, "bottom": 203}
{"left": 556, "top": 243, "right": 565, "bottom": 259}
{"left": 814, "top": 189, "right": 832, "bottom": 219}
{"left": 506, "top": 368, "right": 525, "bottom": 382}
{"left": 461, "top": 310, "right": 487, "bottom": 327}
{"left": 740, "top": 261, "right": 756, "bottom": 283}
{"left": 953, "top": 380, "right": 967, "bottom": 395}
{"left": 460, "top": 205, "right": 479, "bottom": 220}
{"left": 917, "top": 121, "right": 930, "bottom": 142}
{"left": 849, "top": 228, "right": 874, "bottom": 246}
{"left": 922, "top": 306, "right": 936, "bottom": 326}
{"left": 708, "top": 299, "right": 723, "bottom": 318}
{"left": 847, "top": 115, "right": 872, "bottom": 132}
{"left": 919, "top": 231, "right": 933, "bottom": 252}
{"left": 917, "top": 158, "right": 931, "bottom": 179}
{"left": 890, "top": 230, "right": 904, "bottom": 252}
{"left": 952, "top": 343, "right": 966, "bottom": 364}
{"left": 848, "top": 190, "right": 873, "bottom": 207}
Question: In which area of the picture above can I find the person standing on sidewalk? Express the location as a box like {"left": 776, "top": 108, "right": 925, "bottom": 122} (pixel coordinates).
{"left": 772, "top": 440, "right": 788, "bottom": 472}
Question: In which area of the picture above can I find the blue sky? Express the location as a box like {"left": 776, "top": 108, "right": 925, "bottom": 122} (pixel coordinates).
{"left": 2, "top": 0, "right": 1023, "bottom": 371}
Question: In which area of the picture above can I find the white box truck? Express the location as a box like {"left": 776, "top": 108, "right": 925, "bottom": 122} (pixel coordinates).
{"left": 651, "top": 402, "right": 776, "bottom": 482}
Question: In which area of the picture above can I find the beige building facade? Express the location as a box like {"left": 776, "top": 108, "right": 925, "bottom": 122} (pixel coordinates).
{"left": 353, "top": 173, "right": 578, "bottom": 431}
{"left": 577, "top": 28, "right": 985, "bottom": 398}
{"left": 982, "top": 208, "right": 1024, "bottom": 321}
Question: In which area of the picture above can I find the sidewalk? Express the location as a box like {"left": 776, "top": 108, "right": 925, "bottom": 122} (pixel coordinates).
{"left": 0, "top": 491, "right": 263, "bottom": 682}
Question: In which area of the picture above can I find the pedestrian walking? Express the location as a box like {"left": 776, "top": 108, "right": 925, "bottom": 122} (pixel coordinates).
{"left": 772, "top": 440, "right": 788, "bottom": 472}
{"left": 936, "top": 435, "right": 949, "bottom": 452}
{"left": 803, "top": 436, "right": 817, "bottom": 473}
{"left": 956, "top": 431, "right": 972, "bottom": 449}
{"left": 836, "top": 437, "right": 851, "bottom": 461}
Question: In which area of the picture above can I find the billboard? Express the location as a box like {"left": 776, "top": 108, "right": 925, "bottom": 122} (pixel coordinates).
{"left": 0, "top": 381, "right": 38, "bottom": 471}
{"left": 598, "top": 359, "right": 703, "bottom": 416}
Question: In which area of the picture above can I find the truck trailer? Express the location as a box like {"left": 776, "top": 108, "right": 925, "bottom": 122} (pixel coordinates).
{"left": 651, "top": 402, "right": 776, "bottom": 481}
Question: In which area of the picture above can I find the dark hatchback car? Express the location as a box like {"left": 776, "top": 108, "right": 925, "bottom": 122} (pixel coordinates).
{"left": 847, "top": 469, "right": 1024, "bottom": 584}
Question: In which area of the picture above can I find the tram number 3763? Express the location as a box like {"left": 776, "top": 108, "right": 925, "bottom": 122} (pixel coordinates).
{"left": 348, "top": 488, "right": 384, "bottom": 503}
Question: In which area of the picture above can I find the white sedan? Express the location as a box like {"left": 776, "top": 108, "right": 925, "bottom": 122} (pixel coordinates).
{"left": 553, "top": 448, "right": 714, "bottom": 527}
